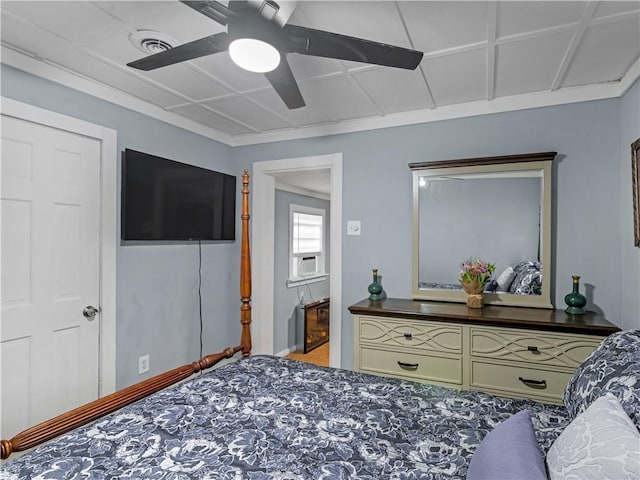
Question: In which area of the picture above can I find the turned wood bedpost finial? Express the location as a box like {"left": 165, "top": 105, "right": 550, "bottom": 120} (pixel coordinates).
{"left": 240, "top": 170, "right": 252, "bottom": 357}
{"left": 1, "top": 439, "right": 12, "bottom": 460}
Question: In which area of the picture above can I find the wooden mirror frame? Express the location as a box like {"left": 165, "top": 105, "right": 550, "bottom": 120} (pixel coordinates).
{"left": 410, "top": 152, "right": 555, "bottom": 309}
{"left": 632, "top": 138, "right": 640, "bottom": 247}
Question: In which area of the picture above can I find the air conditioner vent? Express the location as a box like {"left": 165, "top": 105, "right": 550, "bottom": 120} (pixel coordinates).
{"left": 130, "top": 30, "right": 176, "bottom": 55}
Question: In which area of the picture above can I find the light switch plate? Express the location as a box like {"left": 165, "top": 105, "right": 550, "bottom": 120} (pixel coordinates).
{"left": 347, "top": 220, "right": 361, "bottom": 235}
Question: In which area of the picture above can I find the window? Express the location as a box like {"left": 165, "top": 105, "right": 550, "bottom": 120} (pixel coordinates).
{"left": 289, "top": 204, "right": 325, "bottom": 283}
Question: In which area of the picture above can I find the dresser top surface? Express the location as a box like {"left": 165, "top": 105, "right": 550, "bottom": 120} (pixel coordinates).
{"left": 348, "top": 298, "right": 620, "bottom": 336}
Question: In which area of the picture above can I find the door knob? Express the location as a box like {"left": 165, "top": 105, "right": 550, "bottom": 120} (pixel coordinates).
{"left": 82, "top": 305, "right": 99, "bottom": 320}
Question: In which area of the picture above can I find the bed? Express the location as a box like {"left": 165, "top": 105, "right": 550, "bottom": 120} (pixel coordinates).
{"left": 2, "top": 172, "right": 639, "bottom": 479}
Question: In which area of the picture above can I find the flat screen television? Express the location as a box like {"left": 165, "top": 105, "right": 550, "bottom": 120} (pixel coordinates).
{"left": 121, "top": 149, "right": 236, "bottom": 241}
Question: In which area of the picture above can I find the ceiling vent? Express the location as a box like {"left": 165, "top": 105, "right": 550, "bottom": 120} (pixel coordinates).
{"left": 129, "top": 30, "right": 177, "bottom": 55}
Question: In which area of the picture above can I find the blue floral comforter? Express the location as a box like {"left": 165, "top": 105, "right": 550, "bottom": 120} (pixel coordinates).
{"left": 1, "top": 356, "right": 569, "bottom": 479}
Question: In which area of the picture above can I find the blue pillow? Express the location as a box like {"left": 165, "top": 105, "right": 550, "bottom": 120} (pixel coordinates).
{"left": 467, "top": 410, "right": 548, "bottom": 480}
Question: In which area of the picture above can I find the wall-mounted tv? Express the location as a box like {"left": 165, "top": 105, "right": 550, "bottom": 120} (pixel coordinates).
{"left": 121, "top": 149, "right": 236, "bottom": 241}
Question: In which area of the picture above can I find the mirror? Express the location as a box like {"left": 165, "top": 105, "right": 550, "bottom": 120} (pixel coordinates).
{"left": 411, "top": 152, "right": 555, "bottom": 308}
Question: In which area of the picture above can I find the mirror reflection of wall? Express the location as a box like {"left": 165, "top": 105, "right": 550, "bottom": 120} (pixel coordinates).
{"left": 419, "top": 174, "right": 541, "bottom": 288}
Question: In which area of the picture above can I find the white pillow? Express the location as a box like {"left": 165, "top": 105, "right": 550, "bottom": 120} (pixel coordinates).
{"left": 547, "top": 393, "right": 640, "bottom": 480}
{"left": 496, "top": 266, "right": 516, "bottom": 292}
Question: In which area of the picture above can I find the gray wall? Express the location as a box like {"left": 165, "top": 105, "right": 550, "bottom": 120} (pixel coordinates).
{"left": 620, "top": 78, "right": 640, "bottom": 330}
{"left": 1, "top": 64, "right": 239, "bottom": 389}
{"left": 3, "top": 62, "right": 638, "bottom": 377}
{"left": 273, "top": 190, "right": 330, "bottom": 354}
{"left": 233, "top": 89, "right": 640, "bottom": 369}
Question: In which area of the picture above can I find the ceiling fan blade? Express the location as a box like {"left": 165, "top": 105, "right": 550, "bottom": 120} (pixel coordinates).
{"left": 264, "top": 56, "right": 305, "bottom": 109}
{"left": 180, "top": 0, "right": 237, "bottom": 26}
{"left": 127, "top": 32, "right": 230, "bottom": 71}
{"left": 283, "top": 24, "right": 423, "bottom": 70}
{"left": 227, "top": 1, "right": 251, "bottom": 12}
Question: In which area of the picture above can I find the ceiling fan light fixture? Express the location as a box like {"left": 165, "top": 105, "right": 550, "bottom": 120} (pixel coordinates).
{"left": 229, "top": 38, "right": 280, "bottom": 73}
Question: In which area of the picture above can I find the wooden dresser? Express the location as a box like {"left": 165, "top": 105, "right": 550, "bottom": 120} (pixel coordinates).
{"left": 348, "top": 298, "right": 620, "bottom": 404}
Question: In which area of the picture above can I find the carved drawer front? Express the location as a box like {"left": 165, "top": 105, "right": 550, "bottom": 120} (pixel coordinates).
{"left": 360, "top": 347, "right": 462, "bottom": 385}
{"left": 469, "top": 327, "right": 602, "bottom": 369}
{"left": 359, "top": 316, "right": 462, "bottom": 354}
{"left": 470, "top": 360, "right": 571, "bottom": 402}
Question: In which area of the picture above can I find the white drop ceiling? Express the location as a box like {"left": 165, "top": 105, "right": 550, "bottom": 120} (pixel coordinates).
{"left": 1, "top": 1, "right": 639, "bottom": 147}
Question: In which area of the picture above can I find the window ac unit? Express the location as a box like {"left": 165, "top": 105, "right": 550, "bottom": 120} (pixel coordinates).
{"left": 297, "top": 256, "right": 317, "bottom": 276}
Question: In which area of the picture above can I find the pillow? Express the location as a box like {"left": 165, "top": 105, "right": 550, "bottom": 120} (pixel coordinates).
{"left": 484, "top": 278, "right": 498, "bottom": 292}
{"left": 467, "top": 410, "right": 547, "bottom": 480}
{"left": 563, "top": 329, "right": 640, "bottom": 430}
{"left": 547, "top": 393, "right": 640, "bottom": 480}
{"left": 495, "top": 266, "right": 516, "bottom": 292}
{"left": 509, "top": 261, "right": 542, "bottom": 295}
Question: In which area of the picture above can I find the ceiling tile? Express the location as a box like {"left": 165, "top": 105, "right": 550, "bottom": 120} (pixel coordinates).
{"left": 171, "top": 104, "right": 254, "bottom": 136}
{"left": 47, "top": 51, "right": 189, "bottom": 107}
{"left": 293, "top": 1, "right": 411, "bottom": 49}
{"left": 245, "top": 89, "right": 335, "bottom": 127}
{"left": 1, "top": 1, "right": 120, "bottom": 42}
{"left": 301, "top": 75, "right": 380, "bottom": 121}
{"left": 142, "top": 65, "right": 231, "bottom": 101}
{"left": 497, "top": 2, "right": 585, "bottom": 38}
{"left": 422, "top": 49, "right": 486, "bottom": 106}
{"left": 352, "top": 68, "right": 431, "bottom": 114}
{"left": 495, "top": 31, "right": 574, "bottom": 97}
{"left": 192, "top": 54, "right": 271, "bottom": 92}
{"left": 563, "top": 18, "right": 640, "bottom": 87}
{"left": 400, "top": 1, "right": 488, "bottom": 53}
{"left": 592, "top": 2, "right": 640, "bottom": 19}
{"left": 288, "top": 54, "right": 342, "bottom": 81}
{"left": 0, "top": 13, "right": 70, "bottom": 59}
{"left": 204, "top": 96, "right": 292, "bottom": 132}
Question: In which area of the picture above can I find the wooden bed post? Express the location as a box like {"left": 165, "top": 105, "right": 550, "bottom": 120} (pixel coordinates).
{"left": 240, "top": 170, "right": 252, "bottom": 357}
{"left": 0, "top": 170, "right": 253, "bottom": 460}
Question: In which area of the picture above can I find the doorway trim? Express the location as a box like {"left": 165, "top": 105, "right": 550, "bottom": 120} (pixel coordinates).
{"left": 252, "top": 153, "right": 343, "bottom": 368}
{"left": 2, "top": 97, "right": 117, "bottom": 395}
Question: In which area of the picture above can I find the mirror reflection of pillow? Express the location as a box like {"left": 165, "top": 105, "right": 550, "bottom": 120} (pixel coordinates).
{"left": 496, "top": 267, "right": 516, "bottom": 292}
{"left": 484, "top": 278, "right": 498, "bottom": 292}
{"left": 509, "top": 261, "right": 542, "bottom": 295}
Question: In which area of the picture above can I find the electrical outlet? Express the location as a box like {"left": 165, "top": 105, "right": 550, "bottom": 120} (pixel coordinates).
{"left": 138, "top": 354, "right": 150, "bottom": 374}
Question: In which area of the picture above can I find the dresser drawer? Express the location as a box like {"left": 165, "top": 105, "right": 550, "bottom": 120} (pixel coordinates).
{"left": 470, "top": 359, "right": 572, "bottom": 402}
{"left": 469, "top": 327, "right": 602, "bottom": 369}
{"left": 360, "top": 347, "right": 462, "bottom": 385}
{"left": 359, "top": 316, "right": 462, "bottom": 354}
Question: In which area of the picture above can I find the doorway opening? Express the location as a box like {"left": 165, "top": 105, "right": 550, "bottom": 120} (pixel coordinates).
{"left": 252, "top": 153, "right": 342, "bottom": 368}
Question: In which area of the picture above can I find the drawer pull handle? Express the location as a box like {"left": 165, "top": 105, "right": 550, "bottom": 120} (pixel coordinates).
{"left": 397, "top": 361, "right": 419, "bottom": 371}
{"left": 518, "top": 377, "right": 547, "bottom": 389}
{"left": 527, "top": 346, "right": 539, "bottom": 353}
{"left": 403, "top": 333, "right": 413, "bottom": 340}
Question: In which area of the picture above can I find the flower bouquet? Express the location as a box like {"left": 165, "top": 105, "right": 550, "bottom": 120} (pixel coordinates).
{"left": 459, "top": 258, "right": 495, "bottom": 306}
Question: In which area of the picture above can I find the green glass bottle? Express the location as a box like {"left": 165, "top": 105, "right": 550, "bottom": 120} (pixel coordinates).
{"left": 368, "top": 269, "right": 383, "bottom": 301}
{"left": 564, "top": 275, "right": 587, "bottom": 315}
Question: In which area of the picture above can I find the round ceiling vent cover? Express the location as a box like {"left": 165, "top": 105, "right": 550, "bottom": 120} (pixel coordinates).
{"left": 130, "top": 30, "right": 177, "bottom": 55}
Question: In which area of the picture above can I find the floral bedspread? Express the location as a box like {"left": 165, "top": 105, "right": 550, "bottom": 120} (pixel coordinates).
{"left": 2, "top": 356, "right": 569, "bottom": 479}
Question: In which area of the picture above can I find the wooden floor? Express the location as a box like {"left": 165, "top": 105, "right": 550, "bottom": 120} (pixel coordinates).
{"left": 284, "top": 342, "right": 329, "bottom": 367}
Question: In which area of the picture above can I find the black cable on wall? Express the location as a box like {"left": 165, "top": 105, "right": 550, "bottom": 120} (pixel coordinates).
{"left": 198, "top": 240, "right": 203, "bottom": 362}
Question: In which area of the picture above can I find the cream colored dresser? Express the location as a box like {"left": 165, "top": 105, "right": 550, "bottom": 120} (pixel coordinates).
{"left": 349, "top": 298, "right": 620, "bottom": 404}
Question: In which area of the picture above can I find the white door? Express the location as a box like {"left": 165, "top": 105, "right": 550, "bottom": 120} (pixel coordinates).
{"left": 1, "top": 115, "right": 101, "bottom": 439}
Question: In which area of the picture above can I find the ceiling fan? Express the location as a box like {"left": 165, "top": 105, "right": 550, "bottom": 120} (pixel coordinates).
{"left": 127, "top": 0, "right": 424, "bottom": 109}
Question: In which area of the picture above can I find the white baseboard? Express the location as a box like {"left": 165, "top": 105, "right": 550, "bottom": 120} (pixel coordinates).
{"left": 275, "top": 346, "right": 298, "bottom": 357}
